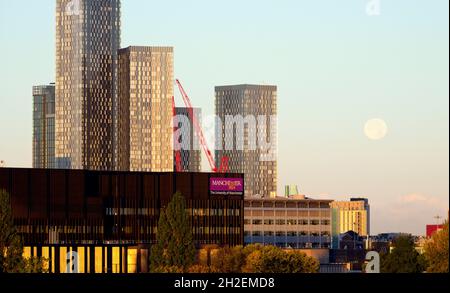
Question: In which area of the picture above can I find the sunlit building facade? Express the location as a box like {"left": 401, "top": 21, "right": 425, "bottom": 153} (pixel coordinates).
{"left": 0, "top": 168, "right": 244, "bottom": 273}
{"left": 174, "top": 107, "right": 202, "bottom": 172}
{"left": 215, "top": 85, "right": 277, "bottom": 198}
{"left": 33, "top": 84, "right": 56, "bottom": 169}
{"left": 331, "top": 198, "right": 370, "bottom": 248}
{"left": 117, "top": 46, "right": 173, "bottom": 172}
{"left": 244, "top": 196, "right": 332, "bottom": 249}
{"left": 55, "top": 0, "right": 121, "bottom": 170}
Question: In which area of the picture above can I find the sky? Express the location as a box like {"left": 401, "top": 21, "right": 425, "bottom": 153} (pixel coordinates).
{"left": 0, "top": 0, "right": 448, "bottom": 235}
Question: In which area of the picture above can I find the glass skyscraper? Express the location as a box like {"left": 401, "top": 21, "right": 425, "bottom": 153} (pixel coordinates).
{"left": 33, "top": 84, "right": 56, "bottom": 169}
{"left": 117, "top": 46, "right": 174, "bottom": 172}
{"left": 215, "top": 85, "right": 278, "bottom": 198}
{"left": 55, "top": 0, "right": 121, "bottom": 170}
{"left": 174, "top": 107, "right": 202, "bottom": 172}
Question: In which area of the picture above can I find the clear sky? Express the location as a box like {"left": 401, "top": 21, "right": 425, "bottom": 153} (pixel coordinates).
{"left": 0, "top": 0, "right": 448, "bottom": 235}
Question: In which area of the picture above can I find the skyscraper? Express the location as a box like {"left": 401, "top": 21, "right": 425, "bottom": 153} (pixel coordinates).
{"left": 55, "top": 0, "right": 121, "bottom": 170}
{"left": 174, "top": 107, "right": 202, "bottom": 172}
{"left": 117, "top": 46, "right": 174, "bottom": 172}
{"left": 33, "top": 84, "right": 56, "bottom": 169}
{"left": 215, "top": 85, "right": 278, "bottom": 198}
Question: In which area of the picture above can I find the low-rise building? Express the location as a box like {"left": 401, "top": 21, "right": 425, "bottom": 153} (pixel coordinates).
{"left": 0, "top": 168, "right": 244, "bottom": 273}
{"left": 244, "top": 195, "right": 332, "bottom": 249}
{"left": 331, "top": 198, "right": 370, "bottom": 248}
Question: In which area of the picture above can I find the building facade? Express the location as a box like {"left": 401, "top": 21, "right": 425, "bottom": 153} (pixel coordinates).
{"left": 215, "top": 85, "right": 277, "bottom": 198}
{"left": 244, "top": 196, "right": 332, "bottom": 249}
{"left": 331, "top": 198, "right": 370, "bottom": 248}
{"left": 117, "top": 46, "right": 174, "bottom": 172}
{"left": 0, "top": 168, "right": 244, "bottom": 273}
{"left": 55, "top": 0, "right": 121, "bottom": 170}
{"left": 174, "top": 107, "right": 201, "bottom": 172}
{"left": 33, "top": 84, "right": 56, "bottom": 169}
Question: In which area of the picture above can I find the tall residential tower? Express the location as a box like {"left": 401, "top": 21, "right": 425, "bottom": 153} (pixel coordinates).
{"left": 215, "top": 85, "right": 278, "bottom": 198}
{"left": 117, "top": 46, "right": 174, "bottom": 172}
{"left": 174, "top": 107, "right": 202, "bottom": 172}
{"left": 55, "top": 0, "right": 121, "bottom": 170}
{"left": 33, "top": 84, "right": 56, "bottom": 169}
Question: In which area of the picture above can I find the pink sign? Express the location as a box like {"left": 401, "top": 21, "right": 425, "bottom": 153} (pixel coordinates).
{"left": 210, "top": 178, "right": 243, "bottom": 194}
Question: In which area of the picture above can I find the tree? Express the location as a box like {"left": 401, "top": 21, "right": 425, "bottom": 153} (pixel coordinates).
{"left": 424, "top": 221, "right": 449, "bottom": 273}
{"left": 0, "top": 189, "right": 48, "bottom": 273}
{"left": 150, "top": 192, "right": 196, "bottom": 272}
{"left": 212, "top": 246, "right": 244, "bottom": 273}
{"left": 381, "top": 235, "right": 426, "bottom": 273}
{"left": 0, "top": 189, "right": 24, "bottom": 273}
{"left": 242, "top": 246, "right": 319, "bottom": 273}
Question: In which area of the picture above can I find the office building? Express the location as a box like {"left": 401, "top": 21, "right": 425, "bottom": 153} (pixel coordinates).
{"left": 33, "top": 84, "right": 56, "bottom": 169}
{"left": 244, "top": 195, "right": 332, "bottom": 249}
{"left": 331, "top": 198, "right": 370, "bottom": 248}
{"left": 174, "top": 107, "right": 201, "bottom": 172}
{"left": 117, "top": 46, "right": 173, "bottom": 172}
{"left": 55, "top": 0, "right": 121, "bottom": 170}
{"left": 0, "top": 168, "right": 244, "bottom": 273}
{"left": 215, "top": 85, "right": 277, "bottom": 198}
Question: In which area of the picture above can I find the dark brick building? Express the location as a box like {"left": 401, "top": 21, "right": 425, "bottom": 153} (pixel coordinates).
{"left": 0, "top": 168, "right": 244, "bottom": 273}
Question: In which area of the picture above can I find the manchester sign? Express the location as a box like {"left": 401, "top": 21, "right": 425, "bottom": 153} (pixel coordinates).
{"left": 210, "top": 178, "right": 244, "bottom": 195}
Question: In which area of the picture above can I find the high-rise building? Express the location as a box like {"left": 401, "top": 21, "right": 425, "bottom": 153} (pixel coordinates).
{"left": 33, "top": 84, "right": 56, "bottom": 169}
{"left": 331, "top": 198, "right": 370, "bottom": 248}
{"left": 117, "top": 46, "right": 174, "bottom": 172}
{"left": 55, "top": 0, "right": 121, "bottom": 170}
{"left": 215, "top": 85, "right": 277, "bottom": 198}
{"left": 174, "top": 107, "right": 201, "bottom": 172}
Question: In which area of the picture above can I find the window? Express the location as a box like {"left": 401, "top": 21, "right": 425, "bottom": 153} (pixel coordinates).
{"left": 299, "top": 219, "right": 309, "bottom": 225}
{"left": 264, "top": 219, "right": 274, "bottom": 225}
{"left": 252, "top": 219, "right": 262, "bottom": 225}
{"left": 310, "top": 220, "right": 320, "bottom": 225}
{"left": 321, "top": 219, "right": 330, "bottom": 225}
{"left": 287, "top": 231, "right": 297, "bottom": 237}
{"left": 275, "top": 219, "right": 285, "bottom": 225}
{"left": 287, "top": 219, "right": 297, "bottom": 225}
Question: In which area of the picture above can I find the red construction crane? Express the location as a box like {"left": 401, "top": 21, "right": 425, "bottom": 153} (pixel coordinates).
{"left": 175, "top": 79, "right": 229, "bottom": 173}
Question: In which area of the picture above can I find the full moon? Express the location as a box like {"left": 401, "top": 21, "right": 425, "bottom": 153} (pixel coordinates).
{"left": 364, "top": 118, "right": 388, "bottom": 140}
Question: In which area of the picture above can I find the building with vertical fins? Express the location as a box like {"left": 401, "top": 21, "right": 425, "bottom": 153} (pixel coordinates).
{"left": 215, "top": 85, "right": 278, "bottom": 198}
{"left": 55, "top": 0, "right": 121, "bottom": 170}
{"left": 33, "top": 84, "right": 56, "bottom": 169}
{"left": 174, "top": 107, "right": 202, "bottom": 172}
{"left": 117, "top": 46, "right": 174, "bottom": 172}
{"left": 331, "top": 198, "right": 370, "bottom": 248}
{"left": 0, "top": 168, "right": 244, "bottom": 273}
